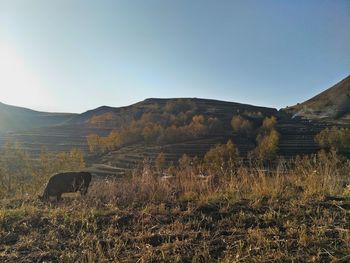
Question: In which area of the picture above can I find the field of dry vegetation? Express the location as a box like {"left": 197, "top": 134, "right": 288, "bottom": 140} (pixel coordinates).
{"left": 0, "top": 143, "right": 349, "bottom": 262}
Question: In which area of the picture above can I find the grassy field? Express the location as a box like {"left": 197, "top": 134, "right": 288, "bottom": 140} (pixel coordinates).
{"left": 0, "top": 151, "right": 349, "bottom": 262}
{"left": 1, "top": 193, "right": 349, "bottom": 262}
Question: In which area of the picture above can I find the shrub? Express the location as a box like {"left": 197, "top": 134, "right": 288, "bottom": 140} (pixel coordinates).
{"left": 203, "top": 140, "right": 239, "bottom": 181}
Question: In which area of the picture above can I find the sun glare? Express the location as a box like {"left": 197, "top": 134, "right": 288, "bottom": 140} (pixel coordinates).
{"left": 0, "top": 40, "right": 51, "bottom": 109}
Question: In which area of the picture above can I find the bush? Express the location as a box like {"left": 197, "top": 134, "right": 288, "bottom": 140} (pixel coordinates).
{"left": 203, "top": 140, "right": 239, "bottom": 179}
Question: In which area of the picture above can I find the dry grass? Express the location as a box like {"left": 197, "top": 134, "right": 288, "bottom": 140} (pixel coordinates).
{"left": 0, "top": 151, "right": 349, "bottom": 262}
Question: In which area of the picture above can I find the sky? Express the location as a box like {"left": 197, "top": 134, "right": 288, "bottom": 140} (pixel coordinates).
{"left": 0, "top": 0, "right": 349, "bottom": 113}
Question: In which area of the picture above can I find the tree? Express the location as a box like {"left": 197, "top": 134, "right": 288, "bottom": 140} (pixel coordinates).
{"left": 89, "top": 112, "right": 114, "bottom": 127}
{"left": 142, "top": 123, "right": 164, "bottom": 143}
{"left": 261, "top": 116, "right": 277, "bottom": 130}
{"left": 87, "top": 134, "right": 100, "bottom": 152}
{"left": 231, "top": 115, "right": 254, "bottom": 137}
{"left": 252, "top": 116, "right": 279, "bottom": 161}
{"left": 254, "top": 129, "right": 279, "bottom": 161}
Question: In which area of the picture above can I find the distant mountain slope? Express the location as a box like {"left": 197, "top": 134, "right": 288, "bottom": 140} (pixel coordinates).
{"left": 285, "top": 75, "right": 350, "bottom": 119}
{"left": 0, "top": 98, "right": 278, "bottom": 158}
{"left": 0, "top": 102, "right": 76, "bottom": 133}
{"left": 68, "top": 97, "right": 277, "bottom": 128}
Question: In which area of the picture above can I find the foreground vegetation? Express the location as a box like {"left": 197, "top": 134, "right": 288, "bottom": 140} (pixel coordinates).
{"left": 0, "top": 142, "right": 85, "bottom": 199}
{"left": 0, "top": 148, "right": 349, "bottom": 262}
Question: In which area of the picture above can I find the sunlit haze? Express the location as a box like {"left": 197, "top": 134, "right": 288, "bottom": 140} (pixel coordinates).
{"left": 0, "top": 0, "right": 349, "bottom": 113}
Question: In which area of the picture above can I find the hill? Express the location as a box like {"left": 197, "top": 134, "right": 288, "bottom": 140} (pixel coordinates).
{"left": 285, "top": 75, "right": 350, "bottom": 120}
{"left": 67, "top": 97, "right": 277, "bottom": 128}
{"left": 1, "top": 84, "right": 349, "bottom": 175}
{"left": 0, "top": 102, "right": 76, "bottom": 133}
{"left": 0, "top": 98, "right": 277, "bottom": 162}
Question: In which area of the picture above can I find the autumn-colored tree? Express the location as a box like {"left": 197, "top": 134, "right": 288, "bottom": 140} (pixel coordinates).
{"left": 261, "top": 116, "right": 277, "bottom": 131}
{"left": 188, "top": 115, "right": 207, "bottom": 138}
{"left": 89, "top": 112, "right": 114, "bottom": 127}
{"left": 142, "top": 123, "right": 164, "bottom": 143}
{"left": 231, "top": 115, "right": 254, "bottom": 137}
{"left": 252, "top": 116, "right": 279, "bottom": 161}
{"left": 254, "top": 129, "right": 279, "bottom": 161}
{"left": 87, "top": 134, "right": 101, "bottom": 152}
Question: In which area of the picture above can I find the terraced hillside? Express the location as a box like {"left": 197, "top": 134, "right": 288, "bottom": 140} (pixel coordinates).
{"left": 1, "top": 92, "right": 350, "bottom": 176}
{"left": 0, "top": 98, "right": 276, "bottom": 158}
{"left": 0, "top": 125, "right": 113, "bottom": 156}
{"left": 81, "top": 98, "right": 277, "bottom": 175}
{"left": 276, "top": 117, "right": 325, "bottom": 157}
{"left": 91, "top": 135, "right": 255, "bottom": 176}
{"left": 88, "top": 118, "right": 339, "bottom": 177}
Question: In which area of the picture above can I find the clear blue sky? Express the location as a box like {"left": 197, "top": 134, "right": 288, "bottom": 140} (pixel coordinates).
{"left": 0, "top": 0, "right": 349, "bottom": 113}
